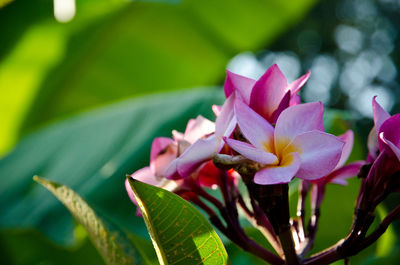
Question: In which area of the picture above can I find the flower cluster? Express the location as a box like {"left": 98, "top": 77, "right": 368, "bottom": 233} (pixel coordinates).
{"left": 125, "top": 65, "right": 400, "bottom": 265}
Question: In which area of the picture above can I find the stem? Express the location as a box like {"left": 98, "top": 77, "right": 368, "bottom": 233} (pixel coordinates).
{"left": 303, "top": 241, "right": 342, "bottom": 265}
{"left": 300, "top": 183, "right": 324, "bottom": 257}
{"left": 192, "top": 185, "right": 224, "bottom": 209}
{"left": 252, "top": 183, "right": 299, "bottom": 264}
{"left": 299, "top": 208, "right": 320, "bottom": 257}
{"left": 355, "top": 205, "right": 400, "bottom": 252}
{"left": 249, "top": 197, "right": 283, "bottom": 256}
{"left": 297, "top": 181, "right": 309, "bottom": 243}
{"left": 199, "top": 168, "right": 284, "bottom": 265}
{"left": 219, "top": 195, "right": 284, "bottom": 265}
{"left": 304, "top": 205, "right": 400, "bottom": 265}
{"left": 279, "top": 225, "right": 299, "bottom": 264}
{"left": 187, "top": 195, "right": 218, "bottom": 217}
{"left": 279, "top": 185, "right": 299, "bottom": 265}
{"left": 237, "top": 193, "right": 254, "bottom": 217}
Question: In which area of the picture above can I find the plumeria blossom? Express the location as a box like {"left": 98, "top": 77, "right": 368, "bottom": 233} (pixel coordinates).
{"left": 368, "top": 96, "right": 400, "bottom": 162}
{"left": 165, "top": 94, "right": 236, "bottom": 179}
{"left": 366, "top": 97, "right": 400, "bottom": 171}
{"left": 172, "top": 65, "right": 311, "bottom": 181}
{"left": 224, "top": 64, "right": 310, "bottom": 123}
{"left": 125, "top": 116, "right": 219, "bottom": 214}
{"left": 358, "top": 97, "right": 400, "bottom": 208}
{"left": 224, "top": 100, "right": 344, "bottom": 185}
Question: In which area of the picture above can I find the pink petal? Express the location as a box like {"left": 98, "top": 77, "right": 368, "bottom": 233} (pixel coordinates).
{"left": 163, "top": 158, "right": 179, "bottom": 179}
{"left": 125, "top": 178, "right": 142, "bottom": 216}
{"left": 289, "top": 130, "right": 344, "bottom": 180}
{"left": 254, "top": 152, "right": 301, "bottom": 185}
{"left": 126, "top": 167, "right": 160, "bottom": 208}
{"left": 250, "top": 64, "right": 287, "bottom": 121}
{"left": 286, "top": 71, "right": 310, "bottom": 96}
{"left": 212, "top": 104, "right": 222, "bottom": 116}
{"left": 125, "top": 178, "right": 137, "bottom": 205}
{"left": 290, "top": 94, "right": 301, "bottom": 106}
{"left": 336, "top": 130, "right": 354, "bottom": 169}
{"left": 224, "top": 137, "right": 278, "bottom": 165}
{"left": 183, "top": 115, "right": 215, "bottom": 144}
{"left": 325, "top": 161, "right": 364, "bottom": 185}
{"left": 130, "top": 166, "right": 160, "bottom": 185}
{"left": 215, "top": 94, "right": 236, "bottom": 138}
{"left": 172, "top": 130, "right": 184, "bottom": 141}
{"left": 372, "top": 96, "right": 390, "bottom": 133}
{"left": 234, "top": 99, "right": 275, "bottom": 151}
{"left": 176, "top": 135, "right": 221, "bottom": 178}
{"left": 150, "top": 137, "right": 176, "bottom": 175}
{"left": 379, "top": 114, "right": 400, "bottom": 146}
{"left": 274, "top": 102, "right": 324, "bottom": 150}
{"left": 380, "top": 132, "right": 400, "bottom": 162}
{"left": 224, "top": 70, "right": 255, "bottom": 104}
{"left": 367, "top": 127, "right": 379, "bottom": 161}
{"left": 271, "top": 90, "right": 290, "bottom": 124}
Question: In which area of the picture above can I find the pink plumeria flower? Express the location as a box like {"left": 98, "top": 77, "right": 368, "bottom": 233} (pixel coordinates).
{"left": 125, "top": 116, "right": 216, "bottom": 213}
{"left": 379, "top": 114, "right": 400, "bottom": 163}
{"left": 125, "top": 136, "right": 181, "bottom": 215}
{"left": 224, "top": 100, "right": 344, "bottom": 185}
{"left": 165, "top": 94, "right": 236, "bottom": 179}
{"left": 224, "top": 64, "right": 310, "bottom": 123}
{"left": 357, "top": 97, "right": 400, "bottom": 208}
{"left": 367, "top": 96, "right": 400, "bottom": 177}
{"left": 368, "top": 96, "right": 400, "bottom": 164}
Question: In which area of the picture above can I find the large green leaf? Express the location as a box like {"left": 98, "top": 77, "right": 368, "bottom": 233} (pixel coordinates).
{"left": 0, "top": 0, "right": 317, "bottom": 154}
{"left": 34, "top": 176, "right": 148, "bottom": 265}
{"left": 21, "top": 0, "right": 317, "bottom": 131}
{"left": 128, "top": 178, "right": 229, "bottom": 265}
{"left": 0, "top": 89, "right": 222, "bottom": 244}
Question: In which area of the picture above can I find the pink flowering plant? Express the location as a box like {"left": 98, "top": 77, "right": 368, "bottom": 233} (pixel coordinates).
{"left": 124, "top": 65, "right": 400, "bottom": 265}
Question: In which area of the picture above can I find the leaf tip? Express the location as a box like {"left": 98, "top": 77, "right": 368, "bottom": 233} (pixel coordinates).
{"left": 33, "top": 175, "right": 43, "bottom": 184}
{"left": 127, "top": 175, "right": 138, "bottom": 185}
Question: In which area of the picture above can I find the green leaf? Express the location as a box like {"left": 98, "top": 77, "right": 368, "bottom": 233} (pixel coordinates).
{"left": 128, "top": 178, "right": 229, "bottom": 265}
{"left": 0, "top": 89, "right": 222, "bottom": 244}
{"left": 33, "top": 176, "right": 148, "bottom": 265}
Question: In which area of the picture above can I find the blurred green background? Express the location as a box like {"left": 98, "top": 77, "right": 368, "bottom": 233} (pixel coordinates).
{"left": 0, "top": 0, "right": 399, "bottom": 264}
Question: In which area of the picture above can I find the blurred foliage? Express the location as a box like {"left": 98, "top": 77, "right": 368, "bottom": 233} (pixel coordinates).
{"left": 1, "top": 0, "right": 399, "bottom": 264}
{"left": 0, "top": 0, "right": 316, "bottom": 156}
